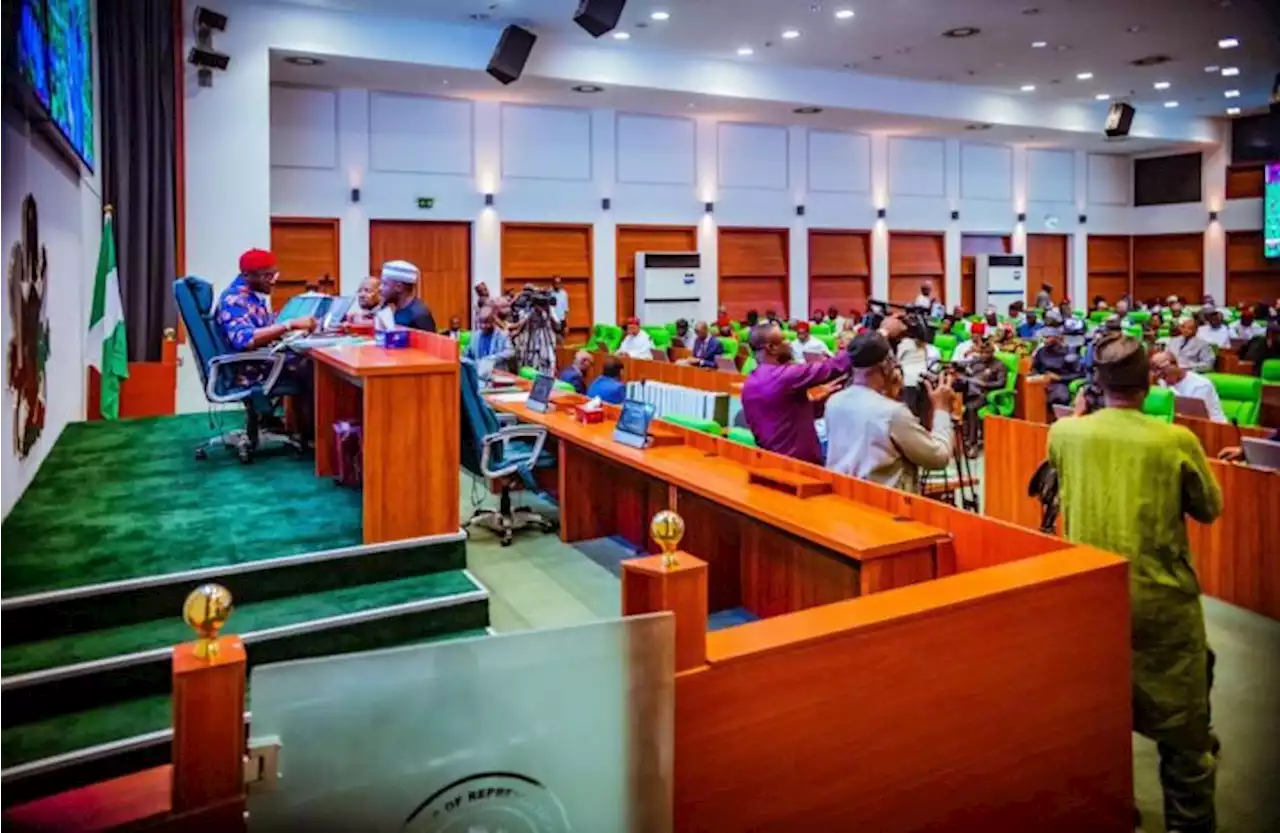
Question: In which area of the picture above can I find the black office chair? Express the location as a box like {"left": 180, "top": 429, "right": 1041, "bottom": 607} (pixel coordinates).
{"left": 459, "top": 360, "right": 557, "bottom": 546}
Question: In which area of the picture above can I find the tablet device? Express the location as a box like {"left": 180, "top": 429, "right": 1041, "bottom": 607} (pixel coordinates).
{"left": 1174, "top": 395, "right": 1210, "bottom": 419}
{"left": 613, "top": 398, "right": 654, "bottom": 449}
{"left": 1241, "top": 438, "right": 1280, "bottom": 471}
{"left": 527, "top": 374, "right": 555, "bottom": 413}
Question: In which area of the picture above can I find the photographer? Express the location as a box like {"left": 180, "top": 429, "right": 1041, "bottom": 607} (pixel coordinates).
{"left": 507, "top": 286, "right": 558, "bottom": 375}
{"left": 954, "top": 338, "right": 1007, "bottom": 451}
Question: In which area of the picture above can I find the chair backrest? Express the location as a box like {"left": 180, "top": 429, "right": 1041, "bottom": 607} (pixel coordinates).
{"left": 662, "top": 414, "right": 721, "bottom": 435}
{"left": 602, "top": 323, "right": 624, "bottom": 352}
{"left": 459, "top": 361, "right": 504, "bottom": 477}
{"left": 663, "top": 321, "right": 679, "bottom": 334}
{"left": 173, "top": 276, "right": 232, "bottom": 392}
{"left": 741, "top": 354, "right": 758, "bottom": 374}
{"left": 643, "top": 325, "right": 672, "bottom": 348}
{"left": 934, "top": 333, "right": 957, "bottom": 361}
{"left": 1089, "top": 310, "right": 1111, "bottom": 324}
{"left": 810, "top": 322, "right": 833, "bottom": 336}
{"left": 518, "top": 366, "right": 539, "bottom": 381}
{"left": 716, "top": 336, "right": 740, "bottom": 357}
{"left": 1142, "top": 387, "right": 1175, "bottom": 423}
{"left": 1128, "top": 311, "right": 1152, "bottom": 324}
{"left": 1205, "top": 372, "right": 1262, "bottom": 425}
{"left": 725, "top": 426, "right": 757, "bottom": 447}
{"left": 994, "top": 352, "right": 1020, "bottom": 390}
{"left": 1123, "top": 325, "right": 1143, "bottom": 340}
{"left": 1261, "top": 358, "right": 1280, "bottom": 384}
{"left": 817, "top": 334, "right": 837, "bottom": 351}
{"left": 459, "top": 330, "right": 472, "bottom": 350}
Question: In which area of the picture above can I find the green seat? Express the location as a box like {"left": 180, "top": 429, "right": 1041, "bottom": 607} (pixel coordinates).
{"left": 952, "top": 321, "right": 970, "bottom": 341}
{"left": 459, "top": 330, "right": 472, "bottom": 350}
{"left": 553, "top": 380, "right": 576, "bottom": 393}
{"left": 518, "top": 366, "right": 538, "bottom": 380}
{"left": 782, "top": 330, "right": 797, "bottom": 342}
{"left": 1123, "top": 325, "right": 1142, "bottom": 340}
{"left": 717, "top": 336, "right": 740, "bottom": 358}
{"left": 662, "top": 414, "right": 722, "bottom": 435}
{"left": 934, "top": 333, "right": 957, "bottom": 363}
{"left": 810, "top": 322, "right": 833, "bottom": 336}
{"left": 664, "top": 322, "right": 679, "bottom": 334}
{"left": 1128, "top": 311, "right": 1152, "bottom": 324}
{"left": 1142, "top": 387, "right": 1175, "bottom": 423}
{"left": 1204, "top": 373, "right": 1262, "bottom": 425}
{"left": 587, "top": 323, "right": 623, "bottom": 353}
{"left": 643, "top": 325, "right": 672, "bottom": 349}
{"left": 1089, "top": 310, "right": 1112, "bottom": 324}
{"left": 1260, "top": 358, "right": 1280, "bottom": 384}
{"left": 1157, "top": 327, "right": 1170, "bottom": 339}
{"left": 977, "top": 352, "right": 1020, "bottom": 419}
{"left": 742, "top": 354, "right": 757, "bottom": 374}
{"left": 725, "top": 426, "right": 757, "bottom": 447}
{"left": 1072, "top": 310, "right": 1087, "bottom": 320}
{"left": 817, "top": 334, "right": 837, "bottom": 351}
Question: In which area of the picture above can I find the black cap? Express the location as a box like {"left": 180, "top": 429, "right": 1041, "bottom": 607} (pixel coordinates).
{"left": 848, "top": 332, "right": 892, "bottom": 368}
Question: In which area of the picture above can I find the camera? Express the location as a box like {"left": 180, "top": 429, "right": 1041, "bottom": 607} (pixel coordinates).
{"left": 920, "top": 361, "right": 967, "bottom": 393}
{"left": 511, "top": 286, "right": 555, "bottom": 314}
{"left": 867, "top": 299, "right": 933, "bottom": 345}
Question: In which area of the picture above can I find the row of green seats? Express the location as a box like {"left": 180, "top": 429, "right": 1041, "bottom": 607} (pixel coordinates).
{"left": 1067, "top": 373, "right": 1264, "bottom": 424}
{"left": 661, "top": 413, "right": 760, "bottom": 448}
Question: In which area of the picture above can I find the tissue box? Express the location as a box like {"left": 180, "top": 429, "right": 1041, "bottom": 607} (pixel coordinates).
{"left": 573, "top": 405, "right": 605, "bottom": 425}
{"left": 375, "top": 328, "right": 410, "bottom": 349}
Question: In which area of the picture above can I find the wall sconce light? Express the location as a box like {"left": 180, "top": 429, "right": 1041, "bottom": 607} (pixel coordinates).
{"left": 796, "top": 205, "right": 805, "bottom": 217}
{"left": 601, "top": 197, "right": 611, "bottom": 211}
{"left": 484, "top": 193, "right": 495, "bottom": 207}
{"left": 705, "top": 201, "right": 714, "bottom": 213}
{"left": 350, "top": 187, "right": 361, "bottom": 204}
{"left": 876, "top": 207, "right": 886, "bottom": 219}
{"left": 1016, "top": 212, "right": 1027, "bottom": 223}
{"left": 1078, "top": 214, "right": 1087, "bottom": 224}
{"left": 950, "top": 210, "right": 960, "bottom": 221}
{"left": 1208, "top": 210, "right": 1219, "bottom": 222}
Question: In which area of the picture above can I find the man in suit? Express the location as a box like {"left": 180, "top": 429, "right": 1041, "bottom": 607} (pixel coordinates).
{"left": 677, "top": 321, "right": 723, "bottom": 368}
{"left": 559, "top": 350, "right": 593, "bottom": 395}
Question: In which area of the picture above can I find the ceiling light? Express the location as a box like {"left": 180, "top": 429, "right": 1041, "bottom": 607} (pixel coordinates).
{"left": 1020, "top": 84, "right": 1036, "bottom": 92}
{"left": 1226, "top": 107, "right": 1240, "bottom": 115}
{"left": 964, "top": 123, "right": 992, "bottom": 131}
{"left": 794, "top": 106, "right": 823, "bottom": 114}
{"left": 612, "top": 31, "right": 630, "bottom": 40}
{"left": 572, "top": 84, "right": 604, "bottom": 93}
{"left": 283, "top": 55, "right": 323, "bottom": 66}
{"left": 943, "top": 27, "right": 981, "bottom": 38}
{"left": 650, "top": 10, "right": 670, "bottom": 20}
{"left": 835, "top": 8, "right": 855, "bottom": 19}
{"left": 1077, "top": 72, "right": 1094, "bottom": 80}
{"left": 1221, "top": 67, "right": 1239, "bottom": 76}
{"left": 1031, "top": 40, "right": 1047, "bottom": 48}
{"left": 1218, "top": 37, "right": 1239, "bottom": 48}
{"left": 1164, "top": 101, "right": 1179, "bottom": 108}
{"left": 1204, "top": 64, "right": 1219, "bottom": 73}
{"left": 1095, "top": 93, "right": 1111, "bottom": 100}
{"left": 736, "top": 46, "right": 754, "bottom": 56}
{"left": 782, "top": 29, "right": 801, "bottom": 39}
{"left": 1224, "top": 89, "right": 1240, "bottom": 98}
{"left": 1153, "top": 81, "right": 1171, "bottom": 90}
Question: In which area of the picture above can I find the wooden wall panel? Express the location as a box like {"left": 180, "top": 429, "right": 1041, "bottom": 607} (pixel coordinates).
{"left": 808, "top": 230, "right": 871, "bottom": 317}
{"left": 501, "top": 223, "right": 594, "bottom": 335}
{"left": 1132, "top": 233, "right": 1203, "bottom": 304}
{"left": 1026, "top": 234, "right": 1068, "bottom": 307}
{"left": 616, "top": 225, "right": 698, "bottom": 323}
{"left": 719, "top": 228, "right": 790, "bottom": 319}
{"left": 1226, "top": 231, "right": 1280, "bottom": 308}
{"left": 888, "top": 232, "right": 945, "bottom": 306}
{"left": 1225, "top": 165, "right": 1264, "bottom": 200}
{"left": 960, "top": 234, "right": 1011, "bottom": 313}
{"left": 369, "top": 221, "right": 472, "bottom": 331}
{"left": 269, "top": 217, "right": 339, "bottom": 310}
{"left": 1087, "top": 235, "right": 1131, "bottom": 305}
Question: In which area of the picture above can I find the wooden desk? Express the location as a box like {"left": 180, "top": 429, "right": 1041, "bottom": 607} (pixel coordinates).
{"left": 489, "top": 397, "right": 950, "bottom": 616}
{"left": 1014, "top": 374, "right": 1050, "bottom": 423}
{"left": 312, "top": 334, "right": 460, "bottom": 544}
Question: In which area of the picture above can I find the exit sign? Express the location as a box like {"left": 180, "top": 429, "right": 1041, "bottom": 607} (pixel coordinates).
{"left": 417, "top": 197, "right": 435, "bottom": 209}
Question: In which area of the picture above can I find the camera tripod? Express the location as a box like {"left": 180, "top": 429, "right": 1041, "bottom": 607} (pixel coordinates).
{"left": 920, "top": 410, "right": 981, "bottom": 513}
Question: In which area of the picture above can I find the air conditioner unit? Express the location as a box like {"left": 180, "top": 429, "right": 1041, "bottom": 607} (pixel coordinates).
{"left": 634, "top": 252, "right": 701, "bottom": 323}
{"left": 974, "top": 253, "right": 1026, "bottom": 311}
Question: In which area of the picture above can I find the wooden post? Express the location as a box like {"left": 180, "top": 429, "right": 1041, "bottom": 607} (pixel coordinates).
{"left": 622, "top": 553, "right": 708, "bottom": 672}
{"left": 171, "top": 636, "right": 246, "bottom": 815}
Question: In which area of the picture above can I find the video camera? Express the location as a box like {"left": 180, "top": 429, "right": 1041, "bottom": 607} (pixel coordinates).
{"left": 511, "top": 285, "right": 556, "bottom": 314}
{"left": 866, "top": 298, "right": 933, "bottom": 345}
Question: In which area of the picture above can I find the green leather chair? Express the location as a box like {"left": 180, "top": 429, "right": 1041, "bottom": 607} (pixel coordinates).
{"left": 810, "top": 322, "right": 833, "bottom": 336}
{"left": 1128, "top": 311, "right": 1152, "bottom": 325}
{"left": 952, "top": 320, "right": 970, "bottom": 341}
{"left": 1260, "top": 358, "right": 1280, "bottom": 384}
{"left": 1072, "top": 310, "right": 1087, "bottom": 319}
{"left": 977, "top": 352, "right": 1020, "bottom": 419}
{"left": 725, "top": 426, "right": 758, "bottom": 447}
{"left": 934, "top": 334, "right": 958, "bottom": 363}
{"left": 1123, "top": 325, "right": 1143, "bottom": 340}
{"left": 518, "top": 366, "right": 539, "bottom": 381}
{"left": 782, "top": 330, "right": 797, "bottom": 342}
{"left": 664, "top": 321, "right": 679, "bottom": 334}
{"left": 717, "top": 336, "right": 740, "bottom": 358}
{"left": 662, "top": 414, "right": 722, "bottom": 435}
{"left": 459, "top": 330, "right": 472, "bottom": 350}
{"left": 1204, "top": 373, "right": 1262, "bottom": 425}
{"left": 1089, "top": 310, "right": 1112, "bottom": 324}
{"left": 643, "top": 325, "right": 672, "bottom": 349}
{"left": 587, "top": 323, "right": 624, "bottom": 353}
{"left": 818, "top": 334, "right": 837, "bottom": 352}
{"left": 742, "top": 354, "right": 758, "bottom": 374}
{"left": 1157, "top": 327, "right": 1171, "bottom": 339}
{"left": 1142, "top": 387, "right": 1175, "bottom": 423}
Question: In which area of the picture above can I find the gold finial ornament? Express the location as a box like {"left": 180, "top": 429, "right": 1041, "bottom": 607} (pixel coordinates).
{"left": 163, "top": 327, "right": 176, "bottom": 341}
{"left": 650, "top": 510, "right": 685, "bottom": 568}
{"left": 182, "top": 583, "right": 234, "bottom": 660}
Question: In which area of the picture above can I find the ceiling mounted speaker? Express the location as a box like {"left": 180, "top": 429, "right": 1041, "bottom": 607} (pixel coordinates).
{"left": 487, "top": 25, "right": 537, "bottom": 85}
{"left": 574, "top": 0, "right": 627, "bottom": 38}
{"left": 1104, "top": 102, "right": 1135, "bottom": 139}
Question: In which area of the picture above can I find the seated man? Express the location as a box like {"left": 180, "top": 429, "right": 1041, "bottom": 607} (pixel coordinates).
{"left": 346, "top": 276, "right": 381, "bottom": 324}
{"left": 1150, "top": 350, "right": 1227, "bottom": 423}
{"left": 462, "top": 310, "right": 515, "bottom": 378}
{"left": 1017, "top": 310, "right": 1043, "bottom": 339}
{"left": 1032, "top": 325, "right": 1086, "bottom": 412}
{"left": 615, "top": 317, "right": 654, "bottom": 359}
{"left": 670, "top": 318, "right": 693, "bottom": 348}
{"left": 812, "top": 308, "right": 827, "bottom": 326}
{"left": 442, "top": 315, "right": 463, "bottom": 339}
{"left": 216, "top": 248, "right": 317, "bottom": 439}
{"left": 790, "top": 321, "right": 832, "bottom": 360}
{"left": 1166, "top": 318, "right": 1215, "bottom": 373}
{"left": 560, "top": 349, "right": 593, "bottom": 395}
{"left": 824, "top": 333, "right": 954, "bottom": 492}
{"left": 956, "top": 338, "right": 1008, "bottom": 448}
{"left": 1228, "top": 309, "right": 1264, "bottom": 341}
{"left": 950, "top": 322, "right": 985, "bottom": 366}
{"left": 1196, "top": 307, "right": 1231, "bottom": 350}
{"left": 676, "top": 321, "right": 723, "bottom": 368}
{"left": 828, "top": 305, "right": 847, "bottom": 333}
{"left": 586, "top": 355, "right": 627, "bottom": 404}
{"left": 984, "top": 306, "right": 1000, "bottom": 329}
{"left": 377, "top": 260, "right": 436, "bottom": 331}
{"left": 715, "top": 304, "right": 732, "bottom": 330}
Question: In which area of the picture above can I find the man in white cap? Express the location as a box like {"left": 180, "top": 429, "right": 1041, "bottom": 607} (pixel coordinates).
{"left": 377, "top": 260, "right": 436, "bottom": 332}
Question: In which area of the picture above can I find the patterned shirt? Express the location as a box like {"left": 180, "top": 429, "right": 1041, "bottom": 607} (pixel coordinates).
{"left": 215, "top": 275, "right": 277, "bottom": 386}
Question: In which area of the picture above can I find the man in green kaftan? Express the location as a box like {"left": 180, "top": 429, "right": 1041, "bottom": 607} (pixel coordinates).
{"left": 1048, "top": 334, "right": 1223, "bottom": 833}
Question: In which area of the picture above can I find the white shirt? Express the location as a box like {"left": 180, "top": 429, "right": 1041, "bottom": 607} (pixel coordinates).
{"left": 950, "top": 339, "right": 976, "bottom": 366}
{"left": 896, "top": 338, "right": 930, "bottom": 386}
{"left": 831, "top": 315, "right": 849, "bottom": 333}
{"left": 1227, "top": 321, "right": 1264, "bottom": 341}
{"left": 1164, "top": 371, "right": 1226, "bottom": 423}
{"left": 1197, "top": 324, "right": 1230, "bottom": 349}
{"left": 552, "top": 288, "right": 570, "bottom": 321}
{"left": 616, "top": 331, "right": 654, "bottom": 360}
{"left": 790, "top": 336, "right": 832, "bottom": 359}
{"left": 912, "top": 294, "right": 933, "bottom": 310}
{"left": 825, "top": 385, "right": 954, "bottom": 493}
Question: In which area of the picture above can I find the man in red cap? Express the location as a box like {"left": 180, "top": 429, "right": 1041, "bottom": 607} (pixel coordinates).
{"left": 215, "top": 248, "right": 317, "bottom": 440}
{"left": 789, "top": 320, "right": 831, "bottom": 361}
{"left": 615, "top": 317, "right": 653, "bottom": 359}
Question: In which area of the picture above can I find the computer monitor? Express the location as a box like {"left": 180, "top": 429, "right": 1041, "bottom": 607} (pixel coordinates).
{"left": 320, "top": 296, "right": 354, "bottom": 330}
{"left": 1174, "top": 395, "right": 1210, "bottom": 419}
{"left": 613, "top": 398, "right": 654, "bottom": 449}
{"left": 1242, "top": 437, "right": 1280, "bottom": 471}
{"left": 527, "top": 374, "right": 555, "bottom": 413}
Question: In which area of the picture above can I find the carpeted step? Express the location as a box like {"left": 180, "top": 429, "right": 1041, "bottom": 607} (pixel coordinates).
{"left": 3, "top": 570, "right": 490, "bottom": 728}
{"left": 1, "top": 629, "right": 490, "bottom": 807}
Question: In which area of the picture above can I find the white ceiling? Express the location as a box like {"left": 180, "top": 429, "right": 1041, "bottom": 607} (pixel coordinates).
{"left": 278, "top": 0, "right": 1280, "bottom": 118}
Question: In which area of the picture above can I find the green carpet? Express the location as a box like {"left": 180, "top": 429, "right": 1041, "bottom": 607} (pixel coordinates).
{"left": 3, "top": 571, "right": 481, "bottom": 677}
{"left": 1, "top": 414, "right": 362, "bottom": 597}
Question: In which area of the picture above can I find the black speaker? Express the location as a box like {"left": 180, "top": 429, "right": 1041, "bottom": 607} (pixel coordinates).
{"left": 574, "top": 0, "right": 626, "bottom": 37}
{"left": 1104, "top": 102, "right": 1135, "bottom": 138}
{"left": 487, "top": 25, "right": 537, "bottom": 85}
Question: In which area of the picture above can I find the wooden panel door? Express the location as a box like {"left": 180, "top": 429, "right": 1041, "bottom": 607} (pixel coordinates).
{"left": 1087, "top": 235, "right": 1131, "bottom": 305}
{"left": 269, "top": 217, "right": 339, "bottom": 311}
{"left": 809, "top": 230, "right": 871, "bottom": 318}
{"left": 888, "top": 232, "right": 944, "bottom": 306}
{"left": 719, "top": 228, "right": 790, "bottom": 320}
{"left": 1226, "top": 231, "right": 1280, "bottom": 308}
{"left": 1133, "top": 233, "right": 1204, "bottom": 304}
{"left": 1026, "top": 234, "right": 1068, "bottom": 307}
{"left": 369, "top": 221, "right": 472, "bottom": 331}
{"left": 617, "top": 225, "right": 698, "bottom": 323}
{"left": 960, "top": 234, "right": 1010, "bottom": 314}
{"left": 501, "top": 223, "right": 593, "bottom": 338}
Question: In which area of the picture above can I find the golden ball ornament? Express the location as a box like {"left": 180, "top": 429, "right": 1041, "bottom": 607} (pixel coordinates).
{"left": 650, "top": 510, "right": 685, "bottom": 566}
{"left": 182, "top": 583, "right": 234, "bottom": 659}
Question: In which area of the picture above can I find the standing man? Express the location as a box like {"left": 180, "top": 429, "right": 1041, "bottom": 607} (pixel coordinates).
{"left": 741, "top": 325, "right": 852, "bottom": 465}
{"left": 1049, "top": 336, "right": 1222, "bottom": 833}
{"left": 378, "top": 260, "right": 436, "bottom": 331}
{"left": 559, "top": 349, "right": 593, "bottom": 395}
{"left": 1032, "top": 325, "right": 1086, "bottom": 413}
{"left": 1166, "top": 318, "right": 1216, "bottom": 373}
{"left": 1150, "top": 350, "right": 1227, "bottom": 423}
{"left": 462, "top": 311, "right": 514, "bottom": 379}
{"left": 912, "top": 281, "right": 935, "bottom": 310}
{"left": 551, "top": 276, "right": 570, "bottom": 334}
{"left": 676, "top": 321, "right": 723, "bottom": 368}
{"left": 1034, "top": 282, "right": 1053, "bottom": 310}
{"left": 473, "top": 282, "right": 491, "bottom": 330}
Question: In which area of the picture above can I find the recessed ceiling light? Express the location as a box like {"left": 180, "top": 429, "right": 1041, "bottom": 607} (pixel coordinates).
{"left": 736, "top": 46, "right": 754, "bottom": 56}
{"left": 964, "top": 123, "right": 993, "bottom": 130}
{"left": 1031, "top": 40, "right": 1047, "bottom": 48}
{"left": 1224, "top": 89, "right": 1240, "bottom": 98}
{"left": 835, "top": 8, "right": 855, "bottom": 19}
{"left": 1020, "top": 84, "right": 1036, "bottom": 92}
{"left": 612, "top": 31, "right": 630, "bottom": 40}
{"left": 794, "top": 106, "right": 824, "bottom": 114}
{"left": 1095, "top": 93, "right": 1111, "bottom": 100}
{"left": 1153, "top": 81, "right": 1171, "bottom": 90}
{"left": 1218, "top": 37, "right": 1239, "bottom": 48}
{"left": 1226, "top": 107, "right": 1241, "bottom": 115}
{"left": 283, "top": 55, "right": 324, "bottom": 66}
{"left": 650, "top": 10, "right": 670, "bottom": 20}
{"left": 572, "top": 84, "right": 604, "bottom": 93}
{"left": 1204, "top": 64, "right": 1220, "bottom": 73}
{"left": 782, "top": 29, "right": 801, "bottom": 39}
{"left": 1164, "top": 101, "right": 1179, "bottom": 108}
{"left": 1221, "top": 67, "right": 1239, "bottom": 76}
{"left": 943, "top": 26, "right": 981, "bottom": 38}
{"left": 1077, "top": 72, "right": 1094, "bottom": 80}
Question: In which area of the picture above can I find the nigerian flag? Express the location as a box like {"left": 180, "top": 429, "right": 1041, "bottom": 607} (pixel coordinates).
{"left": 88, "top": 210, "right": 128, "bottom": 419}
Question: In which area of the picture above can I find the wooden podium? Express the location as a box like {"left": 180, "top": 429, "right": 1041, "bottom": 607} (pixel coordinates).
{"left": 622, "top": 553, "right": 708, "bottom": 672}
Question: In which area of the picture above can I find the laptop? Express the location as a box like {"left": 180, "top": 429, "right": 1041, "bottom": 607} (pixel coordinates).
{"left": 715, "top": 356, "right": 738, "bottom": 372}
{"left": 277, "top": 293, "right": 329, "bottom": 323}
{"left": 526, "top": 374, "right": 555, "bottom": 414}
{"left": 1241, "top": 437, "right": 1280, "bottom": 471}
{"left": 650, "top": 348, "right": 670, "bottom": 363}
{"left": 1174, "top": 395, "right": 1211, "bottom": 419}
{"left": 319, "top": 296, "right": 354, "bottom": 331}
{"left": 613, "top": 398, "right": 655, "bottom": 449}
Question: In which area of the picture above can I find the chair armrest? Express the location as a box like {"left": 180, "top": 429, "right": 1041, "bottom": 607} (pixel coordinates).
{"left": 480, "top": 425, "right": 549, "bottom": 480}
{"left": 206, "top": 350, "right": 288, "bottom": 403}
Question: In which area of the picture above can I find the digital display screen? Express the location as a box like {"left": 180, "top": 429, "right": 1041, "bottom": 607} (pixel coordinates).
{"left": 1265, "top": 162, "right": 1280, "bottom": 260}
{"left": 529, "top": 374, "right": 554, "bottom": 405}
{"left": 13, "top": 0, "right": 94, "bottom": 169}
{"left": 616, "top": 399, "right": 652, "bottom": 438}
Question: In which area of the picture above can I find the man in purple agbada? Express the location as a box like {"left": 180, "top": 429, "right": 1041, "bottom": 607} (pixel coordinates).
{"left": 741, "top": 324, "right": 852, "bottom": 465}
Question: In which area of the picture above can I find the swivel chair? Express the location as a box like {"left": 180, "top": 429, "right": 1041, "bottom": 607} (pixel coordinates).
{"left": 173, "top": 276, "right": 301, "bottom": 463}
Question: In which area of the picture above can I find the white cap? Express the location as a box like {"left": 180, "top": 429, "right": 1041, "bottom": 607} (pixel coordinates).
{"left": 380, "top": 260, "right": 420, "bottom": 284}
